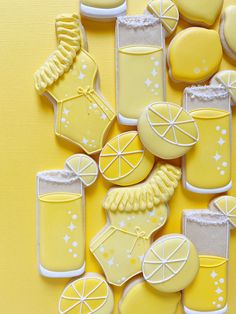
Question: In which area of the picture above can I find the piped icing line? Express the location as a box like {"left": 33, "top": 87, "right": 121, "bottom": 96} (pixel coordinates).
{"left": 184, "top": 86, "right": 228, "bottom": 100}
{"left": 34, "top": 14, "right": 81, "bottom": 94}
{"left": 103, "top": 163, "right": 181, "bottom": 212}
{"left": 118, "top": 15, "right": 159, "bottom": 28}
{"left": 183, "top": 210, "right": 229, "bottom": 226}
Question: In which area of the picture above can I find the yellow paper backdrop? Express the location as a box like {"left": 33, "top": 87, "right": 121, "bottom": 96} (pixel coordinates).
{"left": 0, "top": 0, "right": 236, "bottom": 313}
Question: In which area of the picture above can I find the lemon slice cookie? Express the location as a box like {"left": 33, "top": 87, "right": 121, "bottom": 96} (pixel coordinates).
{"left": 138, "top": 102, "right": 199, "bottom": 159}
{"left": 59, "top": 273, "right": 114, "bottom": 314}
{"left": 99, "top": 131, "right": 155, "bottom": 186}
{"left": 211, "top": 70, "right": 236, "bottom": 105}
{"left": 209, "top": 196, "right": 236, "bottom": 229}
{"left": 142, "top": 234, "right": 199, "bottom": 293}
{"left": 167, "top": 27, "right": 222, "bottom": 83}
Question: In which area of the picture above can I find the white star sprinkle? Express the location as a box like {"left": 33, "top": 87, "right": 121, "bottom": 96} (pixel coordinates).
{"left": 119, "top": 221, "right": 126, "bottom": 228}
{"left": 82, "top": 137, "right": 88, "bottom": 145}
{"left": 216, "top": 287, "right": 223, "bottom": 294}
{"left": 78, "top": 72, "right": 85, "bottom": 80}
{"left": 63, "top": 108, "right": 69, "bottom": 115}
{"left": 101, "top": 113, "right": 107, "bottom": 120}
{"left": 213, "top": 153, "right": 221, "bottom": 161}
{"left": 108, "top": 258, "right": 114, "bottom": 267}
{"left": 148, "top": 210, "right": 156, "bottom": 217}
{"left": 68, "top": 223, "right": 76, "bottom": 231}
{"left": 211, "top": 271, "right": 218, "bottom": 279}
{"left": 218, "top": 138, "right": 225, "bottom": 146}
{"left": 82, "top": 64, "right": 87, "bottom": 70}
{"left": 63, "top": 235, "right": 70, "bottom": 243}
{"left": 145, "top": 78, "right": 152, "bottom": 87}
{"left": 151, "top": 69, "right": 158, "bottom": 77}
{"left": 61, "top": 117, "right": 66, "bottom": 123}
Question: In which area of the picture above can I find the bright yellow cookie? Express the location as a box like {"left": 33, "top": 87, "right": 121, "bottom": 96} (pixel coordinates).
{"left": 119, "top": 278, "right": 181, "bottom": 314}
{"left": 99, "top": 131, "right": 155, "bottom": 186}
{"left": 138, "top": 102, "right": 199, "bottom": 159}
{"left": 147, "top": 0, "right": 179, "bottom": 36}
{"left": 211, "top": 70, "right": 236, "bottom": 104}
{"left": 168, "top": 27, "right": 222, "bottom": 83}
{"left": 173, "top": 0, "right": 223, "bottom": 26}
{"left": 142, "top": 234, "right": 199, "bottom": 293}
{"left": 209, "top": 196, "right": 236, "bottom": 229}
{"left": 58, "top": 273, "right": 114, "bottom": 314}
{"left": 220, "top": 5, "right": 236, "bottom": 61}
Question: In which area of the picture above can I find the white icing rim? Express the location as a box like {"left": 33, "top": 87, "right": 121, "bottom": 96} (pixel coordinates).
{"left": 37, "top": 170, "right": 80, "bottom": 184}
{"left": 183, "top": 305, "right": 228, "bottom": 314}
{"left": 39, "top": 263, "right": 85, "bottom": 278}
{"left": 185, "top": 181, "right": 232, "bottom": 195}
{"left": 118, "top": 15, "right": 159, "bottom": 27}
{"left": 80, "top": 2, "right": 127, "bottom": 19}
{"left": 184, "top": 86, "right": 228, "bottom": 100}
{"left": 183, "top": 210, "right": 229, "bottom": 226}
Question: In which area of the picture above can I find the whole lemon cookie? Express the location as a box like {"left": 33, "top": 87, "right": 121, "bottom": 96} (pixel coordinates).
{"left": 58, "top": 273, "right": 114, "bottom": 314}
{"left": 211, "top": 70, "right": 236, "bottom": 105}
{"left": 142, "top": 234, "right": 199, "bottom": 293}
{"left": 138, "top": 102, "right": 199, "bottom": 159}
{"left": 119, "top": 278, "right": 181, "bottom": 314}
{"left": 219, "top": 5, "right": 236, "bottom": 62}
{"left": 99, "top": 131, "right": 155, "bottom": 186}
{"left": 167, "top": 27, "right": 223, "bottom": 83}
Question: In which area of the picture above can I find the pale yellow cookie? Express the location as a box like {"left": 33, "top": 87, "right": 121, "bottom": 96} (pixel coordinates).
{"left": 168, "top": 27, "right": 223, "bottom": 83}
{"left": 219, "top": 5, "right": 236, "bottom": 62}
{"left": 211, "top": 70, "right": 236, "bottom": 104}
{"left": 173, "top": 0, "right": 223, "bottom": 26}
{"left": 138, "top": 102, "right": 199, "bottom": 159}
{"left": 99, "top": 131, "right": 155, "bottom": 186}
{"left": 142, "top": 234, "right": 199, "bottom": 293}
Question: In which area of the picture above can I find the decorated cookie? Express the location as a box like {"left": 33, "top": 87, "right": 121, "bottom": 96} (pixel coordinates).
{"left": 80, "top": 0, "right": 127, "bottom": 20}
{"left": 90, "top": 163, "right": 181, "bottom": 286}
{"left": 211, "top": 71, "right": 236, "bottom": 105}
{"left": 168, "top": 27, "right": 223, "bottom": 83}
{"left": 99, "top": 131, "right": 155, "bottom": 186}
{"left": 219, "top": 5, "right": 236, "bottom": 61}
{"left": 34, "top": 14, "right": 115, "bottom": 155}
{"left": 183, "top": 211, "right": 229, "bottom": 314}
{"left": 173, "top": 0, "right": 223, "bottom": 26}
{"left": 37, "top": 154, "right": 98, "bottom": 278}
{"left": 142, "top": 234, "right": 199, "bottom": 293}
{"left": 138, "top": 102, "right": 199, "bottom": 159}
{"left": 147, "top": 0, "right": 179, "bottom": 36}
{"left": 58, "top": 273, "right": 114, "bottom": 314}
{"left": 116, "top": 15, "right": 166, "bottom": 125}
{"left": 119, "top": 278, "right": 181, "bottom": 314}
{"left": 183, "top": 86, "right": 232, "bottom": 194}
{"left": 209, "top": 195, "right": 236, "bottom": 229}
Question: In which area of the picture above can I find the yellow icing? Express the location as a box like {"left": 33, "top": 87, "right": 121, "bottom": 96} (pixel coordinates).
{"left": 99, "top": 131, "right": 155, "bottom": 186}
{"left": 39, "top": 193, "right": 85, "bottom": 271}
{"left": 185, "top": 108, "right": 231, "bottom": 190}
{"left": 59, "top": 274, "right": 114, "bottom": 314}
{"left": 118, "top": 45, "right": 164, "bottom": 120}
{"left": 212, "top": 71, "right": 236, "bottom": 103}
{"left": 143, "top": 234, "right": 199, "bottom": 293}
{"left": 168, "top": 27, "right": 222, "bottom": 83}
{"left": 173, "top": 0, "right": 223, "bottom": 26}
{"left": 103, "top": 163, "right": 182, "bottom": 212}
{"left": 147, "top": 0, "right": 179, "bottom": 34}
{"left": 34, "top": 14, "right": 115, "bottom": 155}
{"left": 223, "top": 6, "right": 236, "bottom": 54}
{"left": 119, "top": 279, "right": 181, "bottom": 314}
{"left": 81, "top": 0, "right": 125, "bottom": 9}
{"left": 184, "top": 256, "right": 227, "bottom": 312}
{"left": 213, "top": 196, "right": 236, "bottom": 228}
{"left": 138, "top": 102, "right": 199, "bottom": 159}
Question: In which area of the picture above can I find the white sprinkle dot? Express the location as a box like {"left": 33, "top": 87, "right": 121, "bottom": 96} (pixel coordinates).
{"left": 222, "top": 162, "right": 227, "bottom": 167}
{"left": 219, "top": 278, "right": 224, "bottom": 283}
{"left": 216, "top": 126, "right": 221, "bottom": 131}
{"left": 218, "top": 297, "right": 223, "bottom": 302}
{"left": 72, "top": 214, "right": 78, "bottom": 220}
{"left": 194, "top": 67, "right": 201, "bottom": 74}
{"left": 68, "top": 249, "right": 73, "bottom": 253}
{"left": 220, "top": 170, "right": 225, "bottom": 176}
{"left": 222, "top": 129, "right": 227, "bottom": 135}
{"left": 73, "top": 253, "right": 78, "bottom": 258}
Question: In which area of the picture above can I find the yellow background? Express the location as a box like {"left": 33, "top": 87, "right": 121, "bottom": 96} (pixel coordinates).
{"left": 0, "top": 0, "right": 236, "bottom": 313}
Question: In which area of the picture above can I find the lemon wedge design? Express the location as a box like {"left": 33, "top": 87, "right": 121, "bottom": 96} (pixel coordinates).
{"left": 210, "top": 196, "right": 236, "bottom": 229}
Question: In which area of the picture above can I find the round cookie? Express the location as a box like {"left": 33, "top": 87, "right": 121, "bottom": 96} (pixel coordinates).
{"left": 58, "top": 273, "right": 114, "bottom": 314}
{"left": 147, "top": 0, "right": 179, "bottom": 36}
{"left": 119, "top": 278, "right": 181, "bottom": 314}
{"left": 211, "top": 70, "right": 236, "bottom": 105}
{"left": 219, "top": 5, "right": 236, "bottom": 61}
{"left": 142, "top": 234, "right": 199, "bottom": 293}
{"left": 138, "top": 102, "right": 199, "bottom": 159}
{"left": 173, "top": 0, "right": 223, "bottom": 27}
{"left": 167, "top": 27, "right": 223, "bottom": 83}
{"left": 99, "top": 131, "right": 155, "bottom": 186}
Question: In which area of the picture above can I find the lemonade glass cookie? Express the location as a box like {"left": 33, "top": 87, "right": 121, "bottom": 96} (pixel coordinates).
{"left": 167, "top": 27, "right": 222, "bottom": 83}
{"left": 37, "top": 154, "right": 98, "bottom": 278}
{"left": 99, "top": 131, "right": 155, "bottom": 186}
{"left": 34, "top": 14, "right": 115, "bottom": 155}
{"left": 59, "top": 273, "right": 114, "bottom": 314}
{"left": 142, "top": 234, "right": 199, "bottom": 293}
{"left": 211, "top": 70, "right": 236, "bottom": 105}
{"left": 138, "top": 102, "right": 199, "bottom": 159}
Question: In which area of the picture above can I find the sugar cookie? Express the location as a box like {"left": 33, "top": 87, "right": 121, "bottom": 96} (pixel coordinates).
{"left": 90, "top": 164, "right": 181, "bottom": 286}
{"left": 211, "top": 70, "right": 236, "bottom": 105}
{"left": 138, "top": 102, "right": 199, "bottom": 159}
{"left": 167, "top": 27, "right": 223, "bottom": 83}
{"left": 99, "top": 131, "right": 155, "bottom": 186}
{"left": 219, "top": 5, "right": 236, "bottom": 62}
{"left": 37, "top": 154, "right": 98, "bottom": 278}
{"left": 116, "top": 15, "right": 166, "bottom": 125}
{"left": 119, "top": 278, "right": 181, "bottom": 314}
{"left": 58, "top": 273, "right": 114, "bottom": 314}
{"left": 80, "top": 0, "right": 127, "bottom": 20}
{"left": 183, "top": 211, "right": 229, "bottom": 314}
{"left": 183, "top": 86, "right": 232, "bottom": 194}
{"left": 147, "top": 0, "right": 179, "bottom": 36}
{"left": 173, "top": 0, "right": 223, "bottom": 27}
{"left": 34, "top": 14, "right": 115, "bottom": 155}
